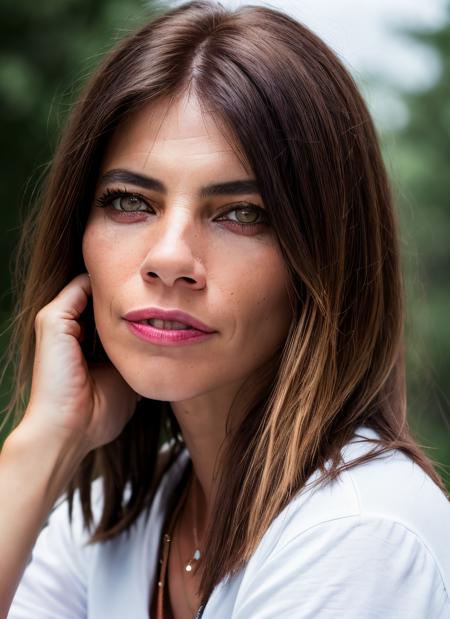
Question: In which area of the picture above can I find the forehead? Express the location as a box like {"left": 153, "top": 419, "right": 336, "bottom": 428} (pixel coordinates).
{"left": 100, "top": 93, "right": 251, "bottom": 177}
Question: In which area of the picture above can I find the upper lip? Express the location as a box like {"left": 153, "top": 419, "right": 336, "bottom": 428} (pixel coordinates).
{"left": 123, "top": 308, "right": 216, "bottom": 333}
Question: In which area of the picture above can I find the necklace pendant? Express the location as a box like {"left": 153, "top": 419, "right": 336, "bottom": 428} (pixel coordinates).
{"left": 185, "top": 548, "right": 202, "bottom": 573}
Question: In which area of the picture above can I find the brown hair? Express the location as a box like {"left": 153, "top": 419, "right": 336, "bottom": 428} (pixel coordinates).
{"left": 3, "top": 0, "right": 448, "bottom": 605}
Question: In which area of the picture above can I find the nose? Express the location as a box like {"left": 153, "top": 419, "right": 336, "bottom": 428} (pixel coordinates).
{"left": 139, "top": 208, "right": 206, "bottom": 290}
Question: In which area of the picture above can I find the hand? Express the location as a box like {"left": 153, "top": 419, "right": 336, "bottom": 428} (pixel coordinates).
{"left": 22, "top": 273, "right": 139, "bottom": 454}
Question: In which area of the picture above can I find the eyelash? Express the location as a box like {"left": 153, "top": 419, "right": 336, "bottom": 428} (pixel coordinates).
{"left": 94, "top": 187, "right": 270, "bottom": 231}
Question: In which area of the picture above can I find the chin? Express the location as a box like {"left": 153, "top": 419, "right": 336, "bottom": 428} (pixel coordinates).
{"left": 114, "top": 362, "right": 215, "bottom": 403}
{"left": 136, "top": 384, "right": 203, "bottom": 403}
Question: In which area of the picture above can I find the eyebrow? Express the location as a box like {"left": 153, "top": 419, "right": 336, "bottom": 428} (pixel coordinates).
{"left": 98, "top": 168, "right": 260, "bottom": 198}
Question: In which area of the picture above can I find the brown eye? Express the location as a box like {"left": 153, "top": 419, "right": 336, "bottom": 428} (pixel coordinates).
{"left": 235, "top": 207, "right": 260, "bottom": 224}
{"left": 217, "top": 204, "right": 268, "bottom": 226}
{"left": 95, "top": 189, "right": 152, "bottom": 213}
{"left": 112, "top": 195, "right": 147, "bottom": 212}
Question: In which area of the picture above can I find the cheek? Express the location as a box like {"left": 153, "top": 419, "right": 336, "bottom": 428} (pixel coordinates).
{"left": 82, "top": 221, "right": 126, "bottom": 329}
{"left": 82, "top": 219, "right": 106, "bottom": 277}
{"left": 226, "top": 247, "right": 292, "bottom": 345}
{"left": 82, "top": 219, "right": 134, "bottom": 291}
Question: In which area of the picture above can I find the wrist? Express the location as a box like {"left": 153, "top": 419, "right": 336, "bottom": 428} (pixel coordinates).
{"left": 8, "top": 411, "right": 91, "bottom": 459}
{"left": 3, "top": 417, "right": 89, "bottom": 508}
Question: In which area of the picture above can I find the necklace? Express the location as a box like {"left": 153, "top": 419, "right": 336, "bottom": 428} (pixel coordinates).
{"left": 184, "top": 473, "right": 202, "bottom": 573}
{"left": 155, "top": 468, "right": 204, "bottom": 619}
{"left": 176, "top": 506, "right": 197, "bottom": 615}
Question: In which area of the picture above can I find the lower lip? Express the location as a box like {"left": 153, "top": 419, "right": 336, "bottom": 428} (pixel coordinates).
{"left": 125, "top": 320, "right": 216, "bottom": 346}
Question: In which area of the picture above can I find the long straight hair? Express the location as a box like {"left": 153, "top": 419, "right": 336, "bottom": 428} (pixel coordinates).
{"left": 3, "top": 0, "right": 448, "bottom": 604}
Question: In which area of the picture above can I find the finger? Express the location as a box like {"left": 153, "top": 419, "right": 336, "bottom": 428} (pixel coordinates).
{"left": 53, "top": 273, "right": 92, "bottom": 318}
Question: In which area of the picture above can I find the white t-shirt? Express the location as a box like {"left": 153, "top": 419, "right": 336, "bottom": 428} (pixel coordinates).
{"left": 9, "top": 426, "right": 450, "bottom": 618}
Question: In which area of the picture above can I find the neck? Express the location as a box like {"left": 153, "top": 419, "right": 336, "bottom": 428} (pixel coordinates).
{"left": 172, "top": 403, "right": 226, "bottom": 529}
{"left": 169, "top": 365, "right": 273, "bottom": 534}
{"left": 169, "top": 382, "right": 245, "bottom": 530}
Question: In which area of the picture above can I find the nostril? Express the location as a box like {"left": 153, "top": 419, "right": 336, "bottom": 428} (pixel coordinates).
{"left": 143, "top": 270, "right": 203, "bottom": 287}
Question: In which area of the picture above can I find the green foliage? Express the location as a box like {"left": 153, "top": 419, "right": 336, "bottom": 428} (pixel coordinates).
{"left": 382, "top": 9, "right": 450, "bottom": 486}
{"left": 0, "top": 0, "right": 157, "bottom": 299}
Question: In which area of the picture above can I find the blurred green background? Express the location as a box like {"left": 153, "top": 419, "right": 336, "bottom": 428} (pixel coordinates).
{"left": 0, "top": 0, "right": 449, "bottom": 488}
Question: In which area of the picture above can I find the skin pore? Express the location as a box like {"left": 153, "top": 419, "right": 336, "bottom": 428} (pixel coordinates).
{"left": 82, "top": 91, "right": 292, "bottom": 611}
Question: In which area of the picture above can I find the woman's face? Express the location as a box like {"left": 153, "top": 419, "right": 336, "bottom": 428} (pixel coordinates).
{"left": 82, "top": 93, "right": 292, "bottom": 404}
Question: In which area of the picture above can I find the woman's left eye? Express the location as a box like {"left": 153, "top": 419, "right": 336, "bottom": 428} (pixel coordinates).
{"left": 216, "top": 204, "right": 268, "bottom": 226}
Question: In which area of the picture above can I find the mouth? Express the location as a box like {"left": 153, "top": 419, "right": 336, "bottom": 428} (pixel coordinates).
{"left": 134, "top": 318, "right": 194, "bottom": 331}
{"left": 123, "top": 314, "right": 216, "bottom": 347}
{"left": 122, "top": 308, "right": 216, "bottom": 334}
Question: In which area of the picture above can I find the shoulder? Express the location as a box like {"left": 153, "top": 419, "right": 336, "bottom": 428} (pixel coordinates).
{"left": 272, "top": 426, "right": 450, "bottom": 554}
{"left": 10, "top": 443, "right": 190, "bottom": 618}
{"left": 341, "top": 428, "right": 450, "bottom": 555}
{"left": 229, "top": 512, "right": 450, "bottom": 618}
{"left": 220, "top": 427, "right": 450, "bottom": 618}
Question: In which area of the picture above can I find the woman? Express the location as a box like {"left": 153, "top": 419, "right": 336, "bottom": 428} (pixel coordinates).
{"left": 1, "top": 1, "right": 449, "bottom": 617}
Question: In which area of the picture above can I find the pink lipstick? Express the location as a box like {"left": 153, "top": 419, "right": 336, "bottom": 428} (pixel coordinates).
{"left": 123, "top": 307, "right": 217, "bottom": 347}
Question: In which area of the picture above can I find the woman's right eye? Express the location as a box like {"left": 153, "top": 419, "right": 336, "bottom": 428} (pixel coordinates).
{"left": 95, "top": 189, "right": 153, "bottom": 213}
